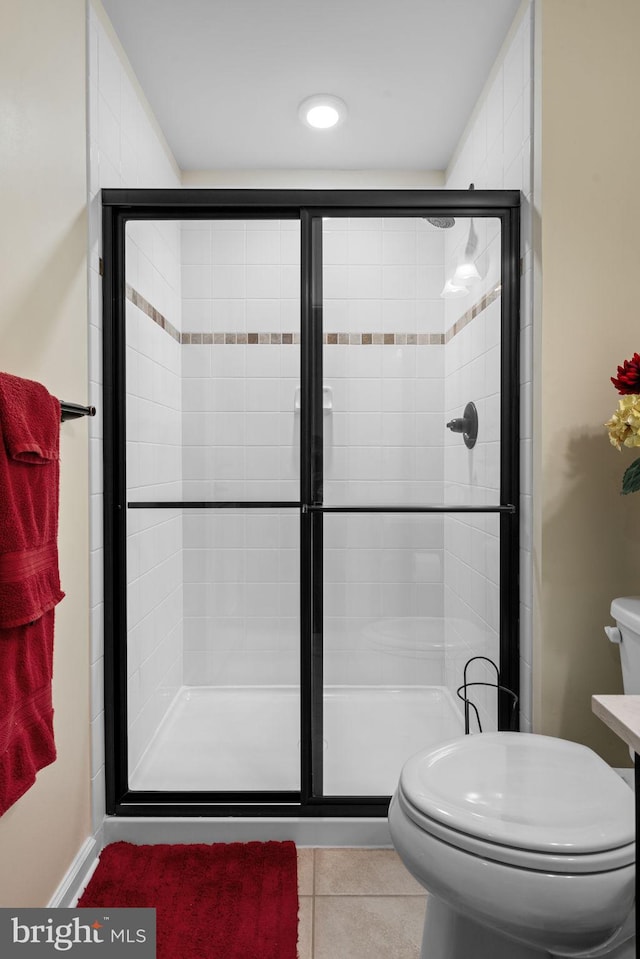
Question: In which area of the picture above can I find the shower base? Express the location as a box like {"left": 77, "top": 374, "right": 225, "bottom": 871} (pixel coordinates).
{"left": 129, "top": 684, "right": 463, "bottom": 796}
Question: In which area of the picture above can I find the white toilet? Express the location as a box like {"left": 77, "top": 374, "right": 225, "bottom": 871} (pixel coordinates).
{"left": 606, "top": 597, "right": 640, "bottom": 697}
{"left": 388, "top": 598, "right": 640, "bottom": 959}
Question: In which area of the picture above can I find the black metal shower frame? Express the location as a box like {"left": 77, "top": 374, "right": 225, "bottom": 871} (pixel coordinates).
{"left": 102, "top": 188, "right": 520, "bottom": 818}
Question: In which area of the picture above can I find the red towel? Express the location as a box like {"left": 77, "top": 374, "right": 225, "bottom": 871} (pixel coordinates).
{"left": 0, "top": 372, "right": 65, "bottom": 815}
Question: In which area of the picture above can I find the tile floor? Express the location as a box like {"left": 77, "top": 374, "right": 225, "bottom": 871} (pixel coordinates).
{"left": 296, "top": 848, "right": 427, "bottom": 959}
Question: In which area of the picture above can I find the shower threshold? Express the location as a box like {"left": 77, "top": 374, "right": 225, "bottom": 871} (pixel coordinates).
{"left": 129, "top": 684, "right": 463, "bottom": 796}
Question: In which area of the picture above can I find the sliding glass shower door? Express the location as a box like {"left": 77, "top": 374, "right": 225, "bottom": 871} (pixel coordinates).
{"left": 123, "top": 217, "right": 302, "bottom": 796}
{"left": 102, "top": 189, "right": 520, "bottom": 816}
{"left": 311, "top": 214, "right": 507, "bottom": 798}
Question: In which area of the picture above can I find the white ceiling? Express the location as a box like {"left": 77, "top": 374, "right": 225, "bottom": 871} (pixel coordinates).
{"left": 101, "top": 0, "right": 522, "bottom": 172}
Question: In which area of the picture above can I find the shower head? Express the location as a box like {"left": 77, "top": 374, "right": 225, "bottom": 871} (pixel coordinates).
{"left": 425, "top": 216, "right": 455, "bottom": 229}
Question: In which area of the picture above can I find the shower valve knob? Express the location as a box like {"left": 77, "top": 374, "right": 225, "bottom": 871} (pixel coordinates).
{"left": 446, "top": 417, "right": 466, "bottom": 433}
{"left": 446, "top": 401, "right": 478, "bottom": 449}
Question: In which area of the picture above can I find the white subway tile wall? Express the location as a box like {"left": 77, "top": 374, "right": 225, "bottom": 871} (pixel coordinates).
{"left": 445, "top": 2, "right": 534, "bottom": 731}
{"left": 122, "top": 210, "right": 185, "bottom": 776}
{"left": 323, "top": 217, "right": 445, "bottom": 508}
{"left": 181, "top": 509, "right": 300, "bottom": 686}
{"left": 87, "top": 1, "right": 182, "bottom": 828}
{"left": 440, "top": 218, "right": 503, "bottom": 731}
{"left": 180, "top": 220, "right": 301, "bottom": 684}
{"left": 125, "top": 219, "right": 184, "bottom": 772}
{"left": 176, "top": 213, "right": 510, "bottom": 696}
{"left": 323, "top": 515, "right": 446, "bottom": 688}
{"left": 321, "top": 218, "right": 446, "bottom": 687}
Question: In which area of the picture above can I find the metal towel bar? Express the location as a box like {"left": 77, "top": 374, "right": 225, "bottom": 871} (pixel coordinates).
{"left": 60, "top": 402, "right": 96, "bottom": 422}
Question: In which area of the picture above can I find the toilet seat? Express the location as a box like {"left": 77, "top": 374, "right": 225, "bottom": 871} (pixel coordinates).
{"left": 398, "top": 732, "right": 635, "bottom": 874}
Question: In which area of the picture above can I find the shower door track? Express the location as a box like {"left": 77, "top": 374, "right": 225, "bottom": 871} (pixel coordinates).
{"left": 102, "top": 188, "right": 521, "bottom": 818}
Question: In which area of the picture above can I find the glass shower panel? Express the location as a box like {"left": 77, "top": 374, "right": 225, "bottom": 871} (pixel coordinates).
{"left": 442, "top": 510, "right": 502, "bottom": 727}
{"left": 124, "top": 219, "right": 301, "bottom": 793}
{"left": 442, "top": 216, "right": 503, "bottom": 508}
{"left": 127, "top": 505, "right": 300, "bottom": 792}
{"left": 322, "top": 215, "right": 445, "bottom": 506}
{"left": 124, "top": 218, "right": 300, "bottom": 503}
{"left": 318, "top": 212, "right": 505, "bottom": 797}
{"left": 321, "top": 510, "right": 500, "bottom": 796}
{"left": 124, "top": 219, "right": 184, "bottom": 504}
{"left": 322, "top": 216, "right": 502, "bottom": 507}
{"left": 181, "top": 219, "right": 301, "bottom": 502}
{"left": 322, "top": 513, "right": 448, "bottom": 796}
{"left": 126, "top": 506, "right": 183, "bottom": 784}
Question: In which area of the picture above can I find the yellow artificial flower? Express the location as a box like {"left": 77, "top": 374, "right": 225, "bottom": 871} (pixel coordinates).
{"left": 605, "top": 394, "right": 640, "bottom": 450}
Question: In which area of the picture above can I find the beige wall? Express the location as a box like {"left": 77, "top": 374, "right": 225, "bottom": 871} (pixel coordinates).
{"left": 535, "top": 0, "right": 640, "bottom": 764}
{"left": 0, "top": 0, "right": 91, "bottom": 904}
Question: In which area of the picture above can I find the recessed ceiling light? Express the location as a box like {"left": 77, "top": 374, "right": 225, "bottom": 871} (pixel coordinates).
{"left": 299, "top": 95, "right": 347, "bottom": 130}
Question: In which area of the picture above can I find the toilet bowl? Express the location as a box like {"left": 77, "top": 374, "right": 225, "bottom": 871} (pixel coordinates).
{"left": 389, "top": 732, "right": 636, "bottom": 959}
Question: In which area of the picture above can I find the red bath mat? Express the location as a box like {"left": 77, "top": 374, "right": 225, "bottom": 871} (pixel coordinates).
{"left": 78, "top": 841, "right": 298, "bottom": 959}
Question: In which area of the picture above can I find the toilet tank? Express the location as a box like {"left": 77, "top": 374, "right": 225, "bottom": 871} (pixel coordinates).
{"left": 608, "top": 597, "right": 640, "bottom": 693}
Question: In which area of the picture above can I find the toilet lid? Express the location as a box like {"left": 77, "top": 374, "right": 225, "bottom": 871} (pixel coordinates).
{"left": 399, "top": 732, "right": 635, "bottom": 855}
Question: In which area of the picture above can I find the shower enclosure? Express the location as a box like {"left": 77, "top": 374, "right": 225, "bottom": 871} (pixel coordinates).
{"left": 102, "top": 189, "right": 520, "bottom": 817}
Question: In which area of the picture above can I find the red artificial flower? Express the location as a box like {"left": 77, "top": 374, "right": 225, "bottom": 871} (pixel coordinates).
{"left": 611, "top": 353, "right": 640, "bottom": 394}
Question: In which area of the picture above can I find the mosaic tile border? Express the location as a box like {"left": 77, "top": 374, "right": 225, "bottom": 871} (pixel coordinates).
{"left": 180, "top": 331, "right": 445, "bottom": 345}
{"left": 443, "top": 284, "right": 502, "bottom": 344}
{"left": 126, "top": 284, "right": 181, "bottom": 343}
{"left": 126, "top": 284, "right": 501, "bottom": 347}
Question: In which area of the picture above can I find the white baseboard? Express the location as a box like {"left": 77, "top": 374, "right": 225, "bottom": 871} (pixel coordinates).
{"left": 47, "top": 837, "right": 99, "bottom": 908}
